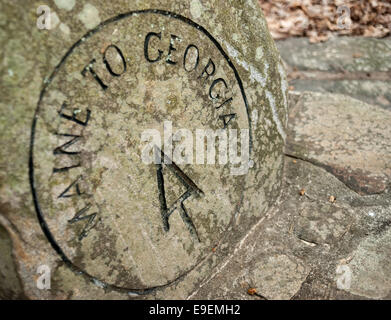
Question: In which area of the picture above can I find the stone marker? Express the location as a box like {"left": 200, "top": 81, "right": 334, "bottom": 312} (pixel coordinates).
{"left": 0, "top": 0, "right": 287, "bottom": 298}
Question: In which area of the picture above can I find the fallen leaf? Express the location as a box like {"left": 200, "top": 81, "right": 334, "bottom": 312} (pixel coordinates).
{"left": 247, "top": 288, "right": 257, "bottom": 296}
{"left": 259, "top": 0, "right": 391, "bottom": 42}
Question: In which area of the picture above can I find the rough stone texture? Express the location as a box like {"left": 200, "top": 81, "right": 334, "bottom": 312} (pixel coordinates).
{"left": 249, "top": 254, "right": 310, "bottom": 300}
{"left": 188, "top": 91, "right": 391, "bottom": 300}
{"left": 277, "top": 37, "right": 391, "bottom": 73}
{"left": 1, "top": 0, "right": 390, "bottom": 301}
{"left": 346, "top": 226, "right": 391, "bottom": 299}
{"left": 0, "top": 0, "right": 287, "bottom": 298}
{"left": 286, "top": 79, "right": 391, "bottom": 111}
{"left": 276, "top": 37, "right": 391, "bottom": 110}
{"left": 286, "top": 91, "right": 391, "bottom": 195}
{"left": 0, "top": 223, "right": 24, "bottom": 299}
{"left": 189, "top": 156, "right": 391, "bottom": 300}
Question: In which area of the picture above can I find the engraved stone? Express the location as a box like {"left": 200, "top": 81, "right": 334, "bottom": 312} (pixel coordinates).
{"left": 0, "top": 0, "right": 287, "bottom": 298}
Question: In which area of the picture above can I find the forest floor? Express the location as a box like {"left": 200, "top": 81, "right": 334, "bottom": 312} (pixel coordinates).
{"left": 259, "top": 0, "right": 391, "bottom": 42}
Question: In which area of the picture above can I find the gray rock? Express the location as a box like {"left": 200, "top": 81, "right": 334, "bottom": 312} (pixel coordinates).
{"left": 340, "top": 208, "right": 391, "bottom": 299}
{"left": 250, "top": 254, "right": 310, "bottom": 300}
{"left": 286, "top": 91, "right": 391, "bottom": 195}
{"left": 188, "top": 156, "right": 390, "bottom": 300}
{"left": 277, "top": 37, "right": 391, "bottom": 73}
{"left": 277, "top": 37, "right": 391, "bottom": 111}
{"left": 0, "top": 224, "right": 24, "bottom": 299}
{"left": 0, "top": 0, "right": 287, "bottom": 298}
{"left": 1, "top": 0, "right": 390, "bottom": 300}
{"left": 289, "top": 79, "right": 391, "bottom": 111}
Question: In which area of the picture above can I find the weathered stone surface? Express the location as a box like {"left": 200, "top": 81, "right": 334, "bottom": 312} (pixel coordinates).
{"left": 1, "top": 0, "right": 390, "bottom": 301}
{"left": 344, "top": 224, "right": 391, "bottom": 299}
{"left": 277, "top": 37, "right": 391, "bottom": 73}
{"left": 0, "top": 0, "right": 287, "bottom": 298}
{"left": 186, "top": 89, "right": 391, "bottom": 300}
{"left": 276, "top": 37, "right": 391, "bottom": 110}
{"left": 188, "top": 156, "right": 391, "bottom": 300}
{"left": 286, "top": 91, "right": 391, "bottom": 195}
{"left": 294, "top": 201, "right": 354, "bottom": 245}
{"left": 249, "top": 254, "right": 310, "bottom": 300}
{"left": 287, "top": 79, "right": 391, "bottom": 111}
{"left": 0, "top": 223, "right": 24, "bottom": 299}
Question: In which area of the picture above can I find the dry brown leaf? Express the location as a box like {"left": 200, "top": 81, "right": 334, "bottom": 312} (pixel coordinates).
{"left": 259, "top": 0, "right": 391, "bottom": 42}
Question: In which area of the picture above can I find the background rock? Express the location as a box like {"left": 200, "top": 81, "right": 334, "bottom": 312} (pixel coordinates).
{"left": 286, "top": 91, "right": 391, "bottom": 195}
{"left": 277, "top": 37, "right": 391, "bottom": 110}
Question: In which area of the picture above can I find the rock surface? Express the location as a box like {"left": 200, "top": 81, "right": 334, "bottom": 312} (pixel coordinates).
{"left": 1, "top": 0, "right": 390, "bottom": 300}
{"left": 286, "top": 91, "right": 391, "bottom": 195}
{"left": 277, "top": 37, "right": 391, "bottom": 110}
{"left": 0, "top": 0, "right": 287, "bottom": 298}
{"left": 0, "top": 223, "right": 24, "bottom": 299}
{"left": 189, "top": 156, "right": 391, "bottom": 300}
{"left": 174, "top": 91, "right": 391, "bottom": 300}
{"left": 278, "top": 37, "right": 391, "bottom": 73}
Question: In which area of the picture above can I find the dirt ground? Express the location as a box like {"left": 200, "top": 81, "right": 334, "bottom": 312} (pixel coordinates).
{"left": 259, "top": 0, "right": 391, "bottom": 42}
